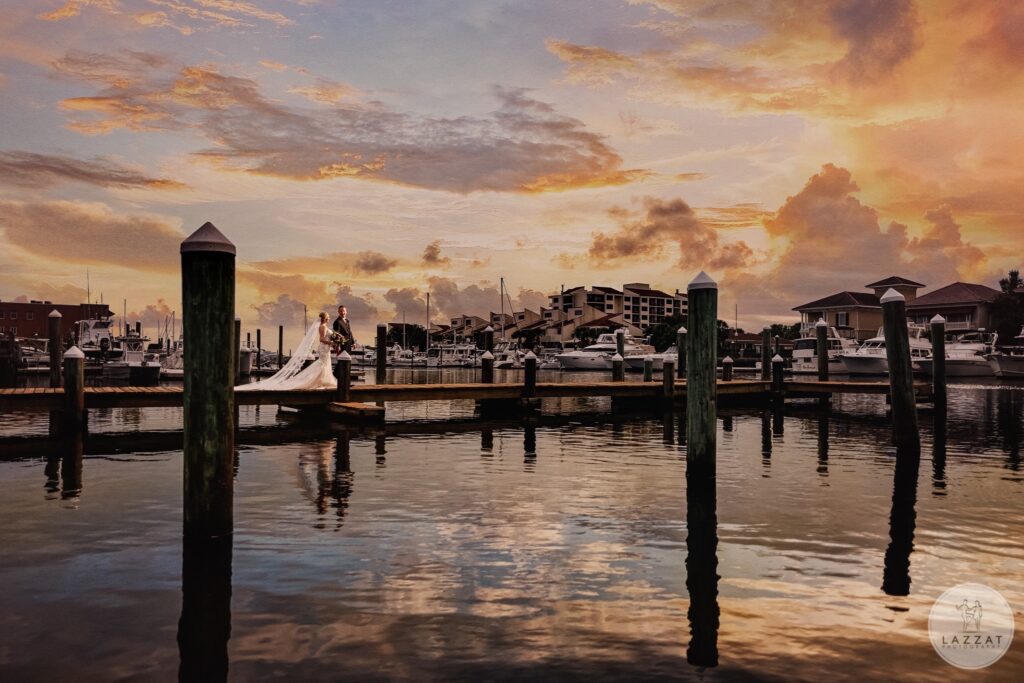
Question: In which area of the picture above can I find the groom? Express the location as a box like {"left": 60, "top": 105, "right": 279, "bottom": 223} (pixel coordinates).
{"left": 333, "top": 305, "right": 355, "bottom": 353}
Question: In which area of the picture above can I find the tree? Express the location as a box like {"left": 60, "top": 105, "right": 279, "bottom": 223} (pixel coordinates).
{"left": 1000, "top": 269, "right": 1023, "bottom": 294}
{"left": 386, "top": 323, "right": 426, "bottom": 350}
{"left": 770, "top": 322, "right": 802, "bottom": 340}
{"left": 991, "top": 269, "right": 1024, "bottom": 345}
{"left": 573, "top": 326, "right": 602, "bottom": 347}
{"left": 644, "top": 314, "right": 686, "bottom": 351}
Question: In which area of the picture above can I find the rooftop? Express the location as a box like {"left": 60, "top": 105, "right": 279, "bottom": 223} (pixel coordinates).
{"left": 906, "top": 282, "right": 1000, "bottom": 308}
{"left": 865, "top": 275, "right": 926, "bottom": 289}
{"left": 794, "top": 291, "right": 879, "bottom": 311}
{"left": 623, "top": 286, "right": 675, "bottom": 299}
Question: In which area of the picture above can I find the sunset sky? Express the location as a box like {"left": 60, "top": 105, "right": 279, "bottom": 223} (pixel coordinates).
{"left": 1, "top": 0, "right": 1020, "bottom": 346}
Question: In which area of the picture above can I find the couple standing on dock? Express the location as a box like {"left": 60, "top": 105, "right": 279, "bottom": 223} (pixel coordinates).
{"left": 238, "top": 305, "right": 355, "bottom": 392}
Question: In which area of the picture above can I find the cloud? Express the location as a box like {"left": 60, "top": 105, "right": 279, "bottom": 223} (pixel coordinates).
{"left": 588, "top": 197, "right": 758, "bottom": 270}
{"left": 52, "top": 52, "right": 647, "bottom": 193}
{"left": 384, "top": 287, "right": 426, "bottom": 319}
{"left": 0, "top": 199, "right": 184, "bottom": 271}
{"left": 248, "top": 250, "right": 398, "bottom": 276}
{"left": 11, "top": 282, "right": 88, "bottom": 303}
{"left": 126, "top": 297, "right": 174, "bottom": 328}
{"left": 0, "top": 150, "right": 186, "bottom": 189}
{"left": 352, "top": 251, "right": 397, "bottom": 275}
{"left": 421, "top": 240, "right": 451, "bottom": 267}
{"left": 288, "top": 78, "right": 356, "bottom": 104}
{"left": 238, "top": 269, "right": 330, "bottom": 307}
{"left": 827, "top": 0, "right": 920, "bottom": 84}
{"left": 325, "top": 285, "right": 378, "bottom": 324}
{"left": 259, "top": 59, "right": 289, "bottom": 72}
{"left": 39, "top": 0, "right": 292, "bottom": 30}
{"left": 251, "top": 293, "right": 306, "bottom": 327}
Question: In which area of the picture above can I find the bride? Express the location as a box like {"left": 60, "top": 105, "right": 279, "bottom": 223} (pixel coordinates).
{"left": 237, "top": 312, "right": 336, "bottom": 391}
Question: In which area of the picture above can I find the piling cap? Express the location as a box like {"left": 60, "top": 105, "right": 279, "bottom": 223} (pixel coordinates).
{"left": 723, "top": 355, "right": 734, "bottom": 363}
{"left": 879, "top": 288, "right": 905, "bottom": 304}
{"left": 525, "top": 351, "right": 537, "bottom": 360}
{"left": 771, "top": 354, "right": 784, "bottom": 363}
{"left": 64, "top": 345, "right": 85, "bottom": 359}
{"left": 49, "top": 309, "right": 62, "bottom": 318}
{"left": 615, "top": 328, "right": 625, "bottom": 335}
{"left": 377, "top": 321, "right": 386, "bottom": 328}
{"left": 612, "top": 353, "right": 623, "bottom": 361}
{"left": 483, "top": 325, "right": 494, "bottom": 333}
{"left": 688, "top": 270, "right": 717, "bottom": 291}
{"left": 815, "top": 318, "right": 827, "bottom": 327}
{"left": 930, "top": 314, "right": 946, "bottom": 324}
{"left": 181, "top": 221, "right": 236, "bottom": 255}
{"left": 481, "top": 351, "right": 494, "bottom": 359}
{"left": 678, "top": 326, "right": 687, "bottom": 334}
{"left": 338, "top": 351, "right": 351, "bottom": 360}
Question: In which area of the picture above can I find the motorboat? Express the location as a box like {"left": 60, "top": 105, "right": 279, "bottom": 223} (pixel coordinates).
{"left": 74, "top": 318, "right": 123, "bottom": 361}
{"left": 791, "top": 326, "right": 859, "bottom": 375}
{"left": 103, "top": 331, "right": 160, "bottom": 385}
{"left": 491, "top": 340, "right": 525, "bottom": 369}
{"left": 556, "top": 332, "right": 653, "bottom": 370}
{"left": 624, "top": 345, "right": 678, "bottom": 372}
{"left": 917, "top": 331, "right": 994, "bottom": 378}
{"left": 839, "top": 325, "right": 932, "bottom": 375}
{"left": 425, "top": 343, "right": 478, "bottom": 367}
{"left": 986, "top": 328, "right": 1024, "bottom": 378}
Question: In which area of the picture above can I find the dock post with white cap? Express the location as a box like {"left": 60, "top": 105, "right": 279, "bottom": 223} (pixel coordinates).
{"left": 612, "top": 353, "right": 625, "bottom": 382}
{"left": 760, "top": 327, "right": 771, "bottom": 381}
{"left": 523, "top": 351, "right": 537, "bottom": 398}
{"left": 643, "top": 358, "right": 654, "bottom": 382}
{"left": 815, "top": 318, "right": 829, "bottom": 382}
{"left": 62, "top": 346, "right": 86, "bottom": 434}
{"left": 375, "top": 322, "right": 387, "bottom": 384}
{"left": 48, "top": 310, "right": 63, "bottom": 436}
{"left": 676, "top": 326, "right": 687, "bottom": 379}
{"left": 335, "top": 351, "right": 352, "bottom": 403}
{"left": 771, "top": 354, "right": 785, "bottom": 402}
{"left": 686, "top": 271, "right": 718, "bottom": 474}
{"left": 181, "top": 221, "right": 236, "bottom": 540}
{"left": 481, "top": 351, "right": 494, "bottom": 384}
{"left": 930, "top": 314, "right": 947, "bottom": 409}
{"left": 722, "top": 356, "right": 733, "bottom": 382}
{"left": 881, "top": 288, "right": 920, "bottom": 454}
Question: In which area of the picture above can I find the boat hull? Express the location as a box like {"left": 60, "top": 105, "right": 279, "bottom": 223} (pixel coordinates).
{"left": 557, "top": 353, "right": 611, "bottom": 371}
{"left": 624, "top": 356, "right": 666, "bottom": 372}
{"left": 840, "top": 354, "right": 889, "bottom": 375}
{"left": 988, "top": 355, "right": 1024, "bottom": 378}
{"left": 917, "top": 358, "right": 993, "bottom": 377}
{"left": 790, "top": 358, "right": 847, "bottom": 375}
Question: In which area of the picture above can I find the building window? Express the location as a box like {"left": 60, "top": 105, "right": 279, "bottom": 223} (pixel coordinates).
{"left": 26, "top": 312, "right": 34, "bottom": 320}
{"left": 836, "top": 312, "right": 848, "bottom": 327}
{"left": 10, "top": 312, "right": 16, "bottom": 320}
{"left": 0, "top": 311, "right": 5, "bottom": 319}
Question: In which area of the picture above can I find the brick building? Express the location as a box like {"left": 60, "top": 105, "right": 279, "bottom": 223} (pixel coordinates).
{"left": 0, "top": 300, "right": 111, "bottom": 339}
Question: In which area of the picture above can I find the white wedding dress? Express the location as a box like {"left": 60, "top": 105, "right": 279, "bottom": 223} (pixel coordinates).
{"left": 236, "top": 322, "right": 336, "bottom": 391}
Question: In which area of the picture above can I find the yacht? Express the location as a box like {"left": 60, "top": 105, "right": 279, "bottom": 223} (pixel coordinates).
{"left": 492, "top": 340, "right": 525, "bottom": 369}
{"left": 917, "top": 331, "right": 995, "bottom": 378}
{"left": 624, "top": 345, "right": 678, "bottom": 372}
{"left": 103, "top": 331, "right": 160, "bottom": 385}
{"left": 790, "top": 326, "right": 859, "bottom": 374}
{"left": 838, "top": 325, "right": 932, "bottom": 375}
{"left": 556, "top": 332, "right": 653, "bottom": 370}
{"left": 425, "top": 342, "right": 478, "bottom": 367}
{"left": 74, "top": 318, "right": 123, "bottom": 361}
{"left": 986, "top": 328, "right": 1024, "bottom": 378}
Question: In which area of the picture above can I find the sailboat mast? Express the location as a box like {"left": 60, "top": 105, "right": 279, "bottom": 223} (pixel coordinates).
{"left": 500, "top": 276, "right": 505, "bottom": 341}
{"left": 426, "top": 292, "right": 430, "bottom": 352}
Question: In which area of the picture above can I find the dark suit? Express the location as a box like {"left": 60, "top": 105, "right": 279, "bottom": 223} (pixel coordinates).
{"left": 333, "top": 316, "right": 355, "bottom": 352}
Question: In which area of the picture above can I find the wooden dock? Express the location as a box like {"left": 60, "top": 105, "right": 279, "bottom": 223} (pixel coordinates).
{"left": 0, "top": 378, "right": 931, "bottom": 414}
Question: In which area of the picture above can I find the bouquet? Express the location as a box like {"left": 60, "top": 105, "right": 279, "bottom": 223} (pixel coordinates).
{"left": 329, "top": 331, "right": 348, "bottom": 352}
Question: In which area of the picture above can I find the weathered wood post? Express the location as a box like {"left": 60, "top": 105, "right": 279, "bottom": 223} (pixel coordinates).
{"left": 255, "top": 328, "right": 262, "bottom": 371}
{"left": 245, "top": 331, "right": 250, "bottom": 348}
{"left": 643, "top": 358, "right": 654, "bottom": 382}
{"left": 722, "top": 355, "right": 733, "bottom": 382}
{"left": 375, "top": 322, "right": 387, "bottom": 384}
{"left": 676, "top": 326, "right": 687, "bottom": 378}
{"left": 48, "top": 310, "right": 62, "bottom": 388}
{"left": 62, "top": 346, "right": 86, "bottom": 433}
{"left": 686, "top": 271, "right": 718, "bottom": 475}
{"left": 760, "top": 327, "right": 771, "bottom": 381}
{"left": 483, "top": 325, "right": 495, "bottom": 352}
{"left": 181, "top": 222, "right": 236, "bottom": 540}
{"left": 881, "top": 288, "right": 920, "bottom": 454}
{"left": 771, "top": 354, "right": 785, "bottom": 403}
{"left": 232, "top": 318, "right": 241, "bottom": 386}
{"left": 663, "top": 360, "right": 675, "bottom": 400}
{"left": 480, "top": 350, "right": 494, "bottom": 384}
{"left": 523, "top": 351, "right": 537, "bottom": 398}
{"left": 930, "top": 314, "right": 947, "bottom": 409}
{"left": 612, "top": 353, "right": 625, "bottom": 382}
{"left": 616, "top": 328, "right": 626, "bottom": 357}
{"left": 277, "top": 325, "right": 284, "bottom": 369}
{"left": 773, "top": 334, "right": 781, "bottom": 356}
{"left": 815, "top": 318, "right": 829, "bottom": 382}
{"left": 335, "top": 351, "right": 351, "bottom": 403}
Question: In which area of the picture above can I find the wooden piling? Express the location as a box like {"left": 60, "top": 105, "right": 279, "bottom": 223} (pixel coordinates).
{"left": 676, "top": 326, "right": 687, "bottom": 379}
{"left": 483, "top": 325, "right": 495, "bottom": 352}
{"left": 643, "top": 358, "right": 654, "bottom": 382}
{"left": 181, "top": 222, "right": 236, "bottom": 540}
{"left": 771, "top": 354, "right": 784, "bottom": 402}
{"left": 815, "top": 318, "right": 829, "bottom": 382}
{"left": 612, "top": 353, "right": 625, "bottom": 382}
{"left": 481, "top": 351, "right": 494, "bottom": 384}
{"left": 375, "top": 322, "right": 387, "bottom": 384}
{"left": 880, "top": 289, "right": 920, "bottom": 453}
{"left": 48, "top": 310, "right": 62, "bottom": 388}
{"left": 277, "top": 325, "right": 284, "bottom": 369}
{"left": 686, "top": 271, "right": 717, "bottom": 474}
{"left": 722, "top": 356, "right": 733, "bottom": 382}
{"left": 760, "top": 327, "right": 771, "bottom": 381}
{"left": 523, "top": 351, "right": 537, "bottom": 398}
{"left": 255, "top": 328, "right": 261, "bottom": 371}
{"left": 335, "top": 351, "right": 352, "bottom": 403}
{"left": 663, "top": 360, "right": 675, "bottom": 399}
{"left": 930, "top": 314, "right": 947, "bottom": 408}
{"left": 615, "top": 328, "right": 626, "bottom": 358}
{"left": 232, "top": 318, "right": 241, "bottom": 386}
{"left": 246, "top": 332, "right": 251, "bottom": 348}
{"left": 62, "top": 346, "right": 86, "bottom": 433}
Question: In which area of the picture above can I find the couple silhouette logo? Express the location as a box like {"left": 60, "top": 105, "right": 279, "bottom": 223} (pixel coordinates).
{"left": 955, "top": 599, "right": 983, "bottom": 632}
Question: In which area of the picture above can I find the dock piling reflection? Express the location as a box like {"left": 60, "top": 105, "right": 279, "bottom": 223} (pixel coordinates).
{"left": 882, "top": 445, "right": 920, "bottom": 596}
{"left": 177, "top": 535, "right": 232, "bottom": 682}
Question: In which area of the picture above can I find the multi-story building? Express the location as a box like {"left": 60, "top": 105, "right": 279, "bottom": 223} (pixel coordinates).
{"left": 0, "top": 300, "right": 110, "bottom": 339}
{"left": 794, "top": 276, "right": 926, "bottom": 341}
{"left": 906, "top": 282, "right": 1001, "bottom": 332}
{"left": 621, "top": 283, "right": 687, "bottom": 327}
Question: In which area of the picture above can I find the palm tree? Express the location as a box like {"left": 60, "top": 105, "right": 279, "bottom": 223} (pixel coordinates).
{"left": 999, "top": 269, "right": 1022, "bottom": 294}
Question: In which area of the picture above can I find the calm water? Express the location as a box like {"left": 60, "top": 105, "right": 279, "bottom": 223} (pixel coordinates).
{"left": 0, "top": 371, "right": 1022, "bottom": 681}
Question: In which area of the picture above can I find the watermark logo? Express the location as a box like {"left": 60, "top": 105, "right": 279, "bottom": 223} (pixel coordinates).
{"left": 929, "top": 583, "right": 1014, "bottom": 669}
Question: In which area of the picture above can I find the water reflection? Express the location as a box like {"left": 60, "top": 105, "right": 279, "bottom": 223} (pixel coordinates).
{"left": 932, "top": 411, "right": 947, "bottom": 495}
{"left": 60, "top": 433, "right": 83, "bottom": 503}
{"left": 177, "top": 535, "right": 232, "bottom": 682}
{"left": 881, "top": 448, "right": 920, "bottom": 597}
{"left": 817, "top": 415, "right": 829, "bottom": 478}
{"left": 481, "top": 428, "right": 494, "bottom": 454}
{"left": 997, "top": 389, "right": 1022, "bottom": 471}
{"left": 760, "top": 411, "right": 771, "bottom": 475}
{"left": 685, "top": 458, "right": 719, "bottom": 668}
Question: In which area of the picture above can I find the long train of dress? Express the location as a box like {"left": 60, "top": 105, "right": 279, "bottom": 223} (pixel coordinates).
{"left": 236, "top": 322, "right": 336, "bottom": 391}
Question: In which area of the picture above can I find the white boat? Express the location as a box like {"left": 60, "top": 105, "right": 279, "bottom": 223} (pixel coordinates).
{"left": 917, "top": 331, "right": 994, "bottom": 378}
{"left": 791, "top": 326, "right": 858, "bottom": 375}
{"left": 624, "top": 345, "right": 677, "bottom": 372}
{"left": 74, "top": 318, "right": 123, "bottom": 361}
{"left": 839, "top": 325, "right": 932, "bottom": 375}
{"left": 161, "top": 343, "right": 184, "bottom": 379}
{"left": 491, "top": 341, "right": 525, "bottom": 369}
{"left": 425, "top": 343, "right": 478, "bottom": 367}
{"left": 556, "top": 332, "right": 653, "bottom": 370}
{"left": 103, "top": 332, "right": 161, "bottom": 385}
{"left": 986, "top": 328, "right": 1024, "bottom": 378}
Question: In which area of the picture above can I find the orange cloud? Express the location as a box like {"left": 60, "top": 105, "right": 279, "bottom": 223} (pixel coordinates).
{"left": 0, "top": 151, "right": 186, "bottom": 190}
{"left": 248, "top": 251, "right": 400, "bottom": 277}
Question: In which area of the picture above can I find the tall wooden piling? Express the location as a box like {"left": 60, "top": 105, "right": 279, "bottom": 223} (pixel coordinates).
{"left": 255, "top": 328, "right": 262, "bottom": 371}
{"left": 181, "top": 222, "right": 236, "bottom": 540}
{"left": 62, "top": 346, "right": 86, "bottom": 433}
{"left": 523, "top": 351, "right": 537, "bottom": 398}
{"left": 760, "top": 327, "right": 771, "bottom": 381}
{"left": 335, "top": 351, "right": 352, "bottom": 402}
{"left": 880, "top": 289, "right": 920, "bottom": 454}
{"left": 815, "top": 318, "right": 829, "bottom": 382}
{"left": 643, "top": 358, "right": 654, "bottom": 382}
{"left": 483, "top": 325, "right": 495, "bottom": 352}
{"left": 676, "top": 326, "right": 687, "bottom": 378}
{"left": 663, "top": 360, "right": 675, "bottom": 399}
{"left": 686, "top": 272, "right": 718, "bottom": 475}
{"left": 232, "top": 318, "right": 241, "bottom": 386}
{"left": 48, "top": 310, "right": 62, "bottom": 388}
{"left": 930, "top": 314, "right": 947, "bottom": 408}
{"left": 771, "top": 354, "right": 785, "bottom": 402}
{"left": 375, "top": 322, "right": 387, "bottom": 384}
{"left": 245, "top": 331, "right": 250, "bottom": 348}
{"left": 722, "top": 356, "right": 733, "bottom": 382}
{"left": 481, "top": 351, "right": 494, "bottom": 384}
{"left": 615, "top": 328, "right": 626, "bottom": 358}
{"left": 277, "top": 325, "right": 284, "bottom": 369}
{"left": 612, "top": 353, "right": 625, "bottom": 382}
